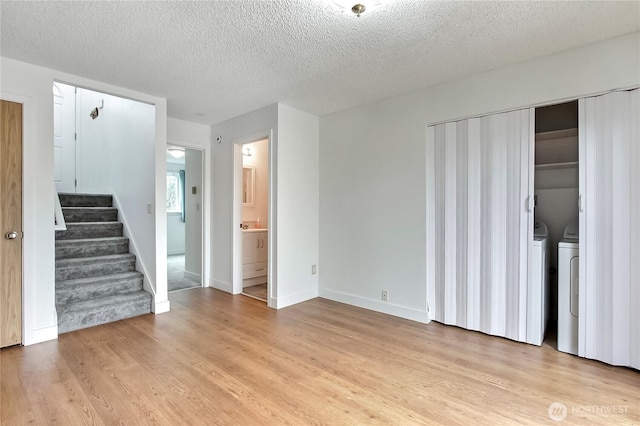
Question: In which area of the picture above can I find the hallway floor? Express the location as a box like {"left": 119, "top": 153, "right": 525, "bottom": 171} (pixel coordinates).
{"left": 167, "top": 254, "right": 200, "bottom": 292}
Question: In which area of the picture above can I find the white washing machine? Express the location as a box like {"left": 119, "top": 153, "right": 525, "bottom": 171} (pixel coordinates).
{"left": 557, "top": 222, "right": 579, "bottom": 355}
{"left": 528, "top": 221, "right": 549, "bottom": 345}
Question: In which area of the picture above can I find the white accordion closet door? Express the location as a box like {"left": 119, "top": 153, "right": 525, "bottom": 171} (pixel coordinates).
{"left": 579, "top": 89, "right": 640, "bottom": 369}
{"left": 426, "top": 109, "right": 533, "bottom": 342}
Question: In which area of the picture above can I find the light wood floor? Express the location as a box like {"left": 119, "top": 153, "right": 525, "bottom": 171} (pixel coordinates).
{"left": 1, "top": 289, "right": 638, "bottom": 425}
{"left": 242, "top": 283, "right": 267, "bottom": 302}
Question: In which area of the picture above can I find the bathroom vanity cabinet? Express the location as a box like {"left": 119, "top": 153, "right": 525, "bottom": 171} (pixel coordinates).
{"left": 242, "top": 230, "right": 268, "bottom": 283}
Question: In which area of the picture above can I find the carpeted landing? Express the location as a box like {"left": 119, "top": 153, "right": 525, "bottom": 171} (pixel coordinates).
{"left": 168, "top": 255, "right": 200, "bottom": 292}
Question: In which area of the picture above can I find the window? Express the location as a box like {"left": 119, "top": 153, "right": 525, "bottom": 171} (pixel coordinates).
{"left": 167, "top": 172, "right": 182, "bottom": 213}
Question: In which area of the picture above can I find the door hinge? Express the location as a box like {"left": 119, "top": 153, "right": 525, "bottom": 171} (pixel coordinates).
{"left": 75, "top": 179, "right": 77, "bottom": 188}
{"left": 74, "top": 132, "right": 77, "bottom": 141}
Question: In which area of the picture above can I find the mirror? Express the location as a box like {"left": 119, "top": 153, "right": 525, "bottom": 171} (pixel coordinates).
{"left": 243, "top": 166, "right": 255, "bottom": 206}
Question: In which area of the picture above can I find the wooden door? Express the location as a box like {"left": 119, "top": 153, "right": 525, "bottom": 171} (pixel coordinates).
{"left": 1, "top": 100, "right": 23, "bottom": 347}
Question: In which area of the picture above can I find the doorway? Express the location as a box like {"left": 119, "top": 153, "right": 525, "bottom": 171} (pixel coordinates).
{"left": 533, "top": 100, "right": 579, "bottom": 347}
{"left": 1, "top": 99, "right": 23, "bottom": 347}
{"left": 167, "top": 146, "right": 204, "bottom": 292}
{"left": 233, "top": 137, "right": 270, "bottom": 304}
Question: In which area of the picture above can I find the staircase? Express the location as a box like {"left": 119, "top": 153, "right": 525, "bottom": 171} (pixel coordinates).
{"left": 55, "top": 193, "right": 152, "bottom": 333}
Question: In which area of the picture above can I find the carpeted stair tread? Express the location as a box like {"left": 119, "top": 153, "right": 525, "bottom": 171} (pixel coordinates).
{"left": 56, "top": 222, "right": 123, "bottom": 240}
{"left": 57, "top": 291, "right": 152, "bottom": 334}
{"left": 55, "top": 192, "right": 153, "bottom": 333}
{"left": 56, "top": 236, "right": 129, "bottom": 259}
{"left": 56, "top": 272, "right": 144, "bottom": 304}
{"left": 59, "top": 193, "right": 113, "bottom": 207}
{"left": 56, "top": 253, "right": 136, "bottom": 281}
{"left": 62, "top": 207, "right": 118, "bottom": 223}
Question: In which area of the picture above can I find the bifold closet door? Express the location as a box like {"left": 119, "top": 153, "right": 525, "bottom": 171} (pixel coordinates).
{"left": 426, "top": 109, "right": 533, "bottom": 342}
{"left": 579, "top": 89, "right": 639, "bottom": 369}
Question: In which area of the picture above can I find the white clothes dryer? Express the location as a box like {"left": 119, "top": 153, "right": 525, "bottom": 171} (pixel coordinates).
{"left": 557, "top": 222, "right": 579, "bottom": 355}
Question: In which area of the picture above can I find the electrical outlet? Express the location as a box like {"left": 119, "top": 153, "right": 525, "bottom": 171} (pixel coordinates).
{"left": 382, "top": 290, "right": 389, "bottom": 301}
{"left": 311, "top": 264, "right": 317, "bottom": 275}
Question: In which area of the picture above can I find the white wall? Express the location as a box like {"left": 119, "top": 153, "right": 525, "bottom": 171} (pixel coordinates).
{"left": 276, "top": 104, "right": 319, "bottom": 307}
{"left": 319, "top": 32, "right": 640, "bottom": 323}
{"left": 167, "top": 117, "right": 211, "bottom": 286}
{"left": 211, "top": 104, "right": 278, "bottom": 296}
{"left": 242, "top": 138, "right": 268, "bottom": 226}
{"left": 211, "top": 103, "right": 319, "bottom": 308}
{"left": 0, "top": 57, "right": 168, "bottom": 344}
{"left": 185, "top": 148, "right": 203, "bottom": 281}
{"left": 75, "top": 88, "right": 157, "bottom": 300}
{"left": 166, "top": 161, "right": 186, "bottom": 255}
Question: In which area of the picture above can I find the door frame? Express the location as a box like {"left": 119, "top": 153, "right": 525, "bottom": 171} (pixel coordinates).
{"left": 167, "top": 140, "right": 211, "bottom": 289}
{"left": 232, "top": 130, "right": 275, "bottom": 308}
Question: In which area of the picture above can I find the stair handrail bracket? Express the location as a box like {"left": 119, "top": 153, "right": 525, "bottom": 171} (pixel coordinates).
{"left": 54, "top": 188, "right": 67, "bottom": 231}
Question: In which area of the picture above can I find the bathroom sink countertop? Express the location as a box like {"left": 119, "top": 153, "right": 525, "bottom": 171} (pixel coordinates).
{"left": 242, "top": 228, "right": 268, "bottom": 233}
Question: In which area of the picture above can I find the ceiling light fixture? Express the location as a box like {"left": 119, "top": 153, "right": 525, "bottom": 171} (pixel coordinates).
{"left": 168, "top": 148, "right": 185, "bottom": 158}
{"left": 351, "top": 3, "right": 366, "bottom": 16}
{"left": 243, "top": 147, "right": 252, "bottom": 157}
{"left": 334, "top": 0, "right": 386, "bottom": 16}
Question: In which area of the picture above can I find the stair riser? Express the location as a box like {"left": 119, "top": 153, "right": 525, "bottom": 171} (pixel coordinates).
{"left": 56, "top": 240, "right": 129, "bottom": 260}
{"left": 56, "top": 223, "right": 123, "bottom": 240}
{"left": 56, "top": 276, "right": 143, "bottom": 305}
{"left": 57, "top": 299, "right": 152, "bottom": 334}
{"left": 63, "top": 209, "right": 118, "bottom": 223}
{"left": 56, "top": 259, "right": 135, "bottom": 281}
{"left": 59, "top": 194, "right": 112, "bottom": 207}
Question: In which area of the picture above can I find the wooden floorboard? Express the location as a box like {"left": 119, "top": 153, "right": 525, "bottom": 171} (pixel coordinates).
{"left": 1, "top": 289, "right": 638, "bottom": 425}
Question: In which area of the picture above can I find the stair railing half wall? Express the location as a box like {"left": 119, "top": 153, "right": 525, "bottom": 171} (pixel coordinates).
{"left": 54, "top": 186, "right": 66, "bottom": 231}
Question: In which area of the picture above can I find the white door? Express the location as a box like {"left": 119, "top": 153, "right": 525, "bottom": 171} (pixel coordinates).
{"left": 426, "top": 108, "right": 533, "bottom": 342}
{"left": 53, "top": 82, "right": 77, "bottom": 193}
{"left": 578, "top": 89, "right": 640, "bottom": 369}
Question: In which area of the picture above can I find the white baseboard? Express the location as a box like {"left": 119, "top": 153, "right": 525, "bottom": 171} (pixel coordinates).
{"left": 167, "top": 250, "right": 185, "bottom": 256}
{"left": 319, "top": 288, "right": 430, "bottom": 324}
{"left": 276, "top": 287, "right": 318, "bottom": 309}
{"left": 184, "top": 270, "right": 201, "bottom": 282}
{"left": 153, "top": 299, "right": 171, "bottom": 314}
{"left": 24, "top": 325, "right": 59, "bottom": 346}
{"left": 212, "top": 279, "right": 232, "bottom": 293}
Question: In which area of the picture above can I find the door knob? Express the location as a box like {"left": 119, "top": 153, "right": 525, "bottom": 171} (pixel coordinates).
{"left": 5, "top": 231, "right": 18, "bottom": 240}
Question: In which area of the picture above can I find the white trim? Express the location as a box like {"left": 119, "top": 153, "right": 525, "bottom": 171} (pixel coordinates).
{"left": 427, "top": 86, "right": 639, "bottom": 127}
{"left": 111, "top": 193, "right": 155, "bottom": 299}
{"left": 53, "top": 186, "right": 66, "bottom": 231}
{"left": 319, "top": 288, "right": 430, "bottom": 324}
{"left": 276, "top": 287, "right": 318, "bottom": 309}
{"left": 231, "top": 130, "right": 276, "bottom": 306}
{"left": 153, "top": 299, "right": 170, "bottom": 314}
{"left": 167, "top": 139, "right": 211, "bottom": 289}
{"left": 26, "top": 325, "right": 58, "bottom": 346}
{"left": 212, "top": 279, "right": 232, "bottom": 293}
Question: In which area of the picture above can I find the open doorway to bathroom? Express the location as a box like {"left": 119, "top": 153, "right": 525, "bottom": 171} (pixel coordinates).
{"left": 167, "top": 146, "right": 204, "bottom": 292}
{"left": 239, "top": 138, "right": 269, "bottom": 302}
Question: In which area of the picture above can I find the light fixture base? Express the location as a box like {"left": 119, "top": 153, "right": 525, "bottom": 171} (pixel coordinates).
{"left": 351, "top": 3, "right": 366, "bottom": 17}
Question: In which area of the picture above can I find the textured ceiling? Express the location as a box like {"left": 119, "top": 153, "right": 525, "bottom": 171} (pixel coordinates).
{"left": 1, "top": 1, "right": 639, "bottom": 124}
